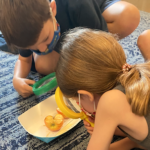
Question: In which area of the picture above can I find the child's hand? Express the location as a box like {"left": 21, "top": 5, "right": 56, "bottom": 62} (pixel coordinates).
{"left": 83, "top": 117, "right": 95, "bottom": 135}
{"left": 13, "top": 77, "right": 35, "bottom": 98}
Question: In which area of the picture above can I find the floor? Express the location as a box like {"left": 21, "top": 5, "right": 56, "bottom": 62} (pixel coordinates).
{"left": 122, "top": 0, "right": 150, "bottom": 12}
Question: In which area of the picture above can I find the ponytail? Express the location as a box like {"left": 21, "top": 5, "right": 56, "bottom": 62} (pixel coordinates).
{"left": 119, "top": 61, "right": 150, "bottom": 116}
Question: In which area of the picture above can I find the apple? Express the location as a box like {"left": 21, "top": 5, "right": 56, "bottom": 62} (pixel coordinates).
{"left": 44, "top": 114, "right": 64, "bottom": 131}
{"left": 56, "top": 108, "right": 69, "bottom": 119}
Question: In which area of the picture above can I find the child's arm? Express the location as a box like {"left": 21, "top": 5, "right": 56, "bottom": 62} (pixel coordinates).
{"left": 13, "top": 54, "right": 35, "bottom": 97}
{"left": 87, "top": 90, "right": 130, "bottom": 150}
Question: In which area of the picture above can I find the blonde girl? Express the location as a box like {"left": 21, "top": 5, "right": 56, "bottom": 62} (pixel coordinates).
{"left": 56, "top": 28, "right": 149, "bottom": 150}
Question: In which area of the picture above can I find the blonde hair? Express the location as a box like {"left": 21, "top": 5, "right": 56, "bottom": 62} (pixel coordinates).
{"left": 56, "top": 28, "right": 150, "bottom": 116}
{"left": 119, "top": 63, "right": 150, "bottom": 116}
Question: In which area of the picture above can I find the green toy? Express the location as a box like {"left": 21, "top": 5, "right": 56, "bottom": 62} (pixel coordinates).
{"left": 31, "top": 72, "right": 57, "bottom": 95}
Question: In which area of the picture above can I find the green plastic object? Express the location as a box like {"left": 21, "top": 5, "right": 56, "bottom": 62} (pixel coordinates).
{"left": 32, "top": 72, "right": 57, "bottom": 95}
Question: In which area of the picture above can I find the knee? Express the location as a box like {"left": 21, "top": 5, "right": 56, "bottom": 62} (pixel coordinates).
{"left": 137, "top": 30, "right": 150, "bottom": 51}
{"left": 119, "top": 3, "right": 140, "bottom": 33}
{"left": 35, "top": 59, "right": 45, "bottom": 74}
{"left": 34, "top": 53, "right": 59, "bottom": 75}
{"left": 34, "top": 58, "right": 50, "bottom": 75}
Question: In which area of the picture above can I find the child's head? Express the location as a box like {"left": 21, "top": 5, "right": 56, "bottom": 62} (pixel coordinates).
{"left": 56, "top": 28, "right": 150, "bottom": 116}
{"left": 0, "top": 0, "right": 57, "bottom": 51}
{"left": 56, "top": 28, "right": 126, "bottom": 96}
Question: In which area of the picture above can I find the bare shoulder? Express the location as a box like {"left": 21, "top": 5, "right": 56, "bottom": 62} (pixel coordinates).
{"left": 97, "top": 89, "right": 131, "bottom": 118}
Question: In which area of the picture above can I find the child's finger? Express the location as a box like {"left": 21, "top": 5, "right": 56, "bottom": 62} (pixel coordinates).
{"left": 24, "top": 80, "right": 35, "bottom": 92}
{"left": 25, "top": 79, "right": 35, "bottom": 85}
{"left": 88, "top": 117, "right": 95, "bottom": 123}
{"left": 83, "top": 122, "right": 94, "bottom": 131}
{"left": 83, "top": 120, "right": 90, "bottom": 126}
{"left": 86, "top": 126, "right": 93, "bottom": 131}
{"left": 25, "top": 84, "right": 33, "bottom": 92}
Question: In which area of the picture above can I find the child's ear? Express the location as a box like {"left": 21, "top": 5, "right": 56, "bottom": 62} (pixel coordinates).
{"left": 77, "top": 90, "right": 94, "bottom": 102}
{"left": 50, "top": 0, "right": 57, "bottom": 17}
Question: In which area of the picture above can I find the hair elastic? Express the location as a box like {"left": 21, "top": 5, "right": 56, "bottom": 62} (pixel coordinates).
{"left": 122, "top": 63, "right": 131, "bottom": 73}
